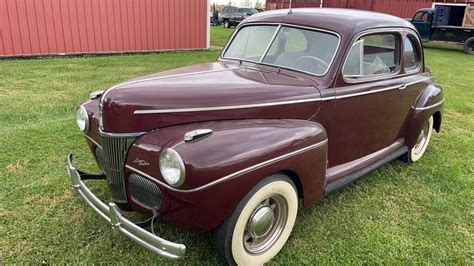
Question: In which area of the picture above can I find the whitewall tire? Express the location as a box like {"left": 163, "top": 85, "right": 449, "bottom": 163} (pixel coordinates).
{"left": 405, "top": 116, "right": 434, "bottom": 162}
{"left": 216, "top": 174, "right": 298, "bottom": 265}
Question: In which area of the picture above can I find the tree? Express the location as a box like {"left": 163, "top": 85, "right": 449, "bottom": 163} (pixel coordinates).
{"left": 255, "top": 0, "right": 263, "bottom": 9}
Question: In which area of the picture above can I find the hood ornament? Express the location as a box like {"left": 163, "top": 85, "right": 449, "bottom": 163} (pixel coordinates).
{"left": 184, "top": 129, "right": 213, "bottom": 142}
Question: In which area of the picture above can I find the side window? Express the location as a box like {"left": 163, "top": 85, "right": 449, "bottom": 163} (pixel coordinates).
{"left": 403, "top": 35, "right": 420, "bottom": 71}
{"left": 343, "top": 33, "right": 399, "bottom": 79}
{"left": 413, "top": 12, "right": 428, "bottom": 22}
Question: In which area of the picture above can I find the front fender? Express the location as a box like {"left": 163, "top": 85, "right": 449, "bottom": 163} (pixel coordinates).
{"left": 125, "top": 119, "right": 327, "bottom": 230}
{"left": 405, "top": 83, "right": 444, "bottom": 148}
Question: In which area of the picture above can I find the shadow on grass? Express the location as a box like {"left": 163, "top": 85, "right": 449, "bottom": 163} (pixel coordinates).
{"left": 423, "top": 41, "right": 466, "bottom": 54}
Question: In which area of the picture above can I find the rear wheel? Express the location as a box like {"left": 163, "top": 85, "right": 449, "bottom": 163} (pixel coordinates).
{"left": 216, "top": 174, "right": 298, "bottom": 265}
{"left": 403, "top": 116, "right": 434, "bottom": 162}
{"left": 224, "top": 20, "right": 230, "bottom": 28}
{"left": 464, "top": 37, "right": 474, "bottom": 55}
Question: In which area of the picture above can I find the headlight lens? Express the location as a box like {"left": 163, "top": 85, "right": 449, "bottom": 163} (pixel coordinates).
{"left": 76, "top": 106, "right": 89, "bottom": 132}
{"left": 159, "top": 149, "right": 186, "bottom": 187}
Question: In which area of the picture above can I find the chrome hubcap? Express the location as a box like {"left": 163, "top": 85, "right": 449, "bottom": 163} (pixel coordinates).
{"left": 243, "top": 195, "right": 288, "bottom": 254}
{"left": 414, "top": 120, "right": 430, "bottom": 155}
{"left": 248, "top": 206, "right": 275, "bottom": 238}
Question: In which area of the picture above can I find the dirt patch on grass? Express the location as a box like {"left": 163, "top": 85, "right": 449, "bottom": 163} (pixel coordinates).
{"left": 5, "top": 160, "right": 29, "bottom": 174}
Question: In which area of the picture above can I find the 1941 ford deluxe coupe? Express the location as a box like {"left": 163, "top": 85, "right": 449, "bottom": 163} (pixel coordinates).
{"left": 67, "top": 8, "right": 444, "bottom": 264}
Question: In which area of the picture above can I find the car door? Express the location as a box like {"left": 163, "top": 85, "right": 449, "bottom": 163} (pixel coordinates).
{"left": 411, "top": 11, "right": 432, "bottom": 41}
{"left": 329, "top": 30, "right": 408, "bottom": 166}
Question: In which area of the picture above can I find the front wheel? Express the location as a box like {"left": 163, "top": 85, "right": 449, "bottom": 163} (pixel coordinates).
{"left": 404, "top": 116, "right": 434, "bottom": 162}
{"left": 216, "top": 174, "right": 298, "bottom": 265}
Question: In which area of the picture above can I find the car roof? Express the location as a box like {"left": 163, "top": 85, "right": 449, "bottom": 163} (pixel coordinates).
{"left": 243, "top": 8, "right": 416, "bottom": 37}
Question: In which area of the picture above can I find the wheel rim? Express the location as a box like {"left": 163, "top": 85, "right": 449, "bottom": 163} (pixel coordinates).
{"left": 243, "top": 195, "right": 288, "bottom": 254}
{"left": 413, "top": 120, "right": 430, "bottom": 156}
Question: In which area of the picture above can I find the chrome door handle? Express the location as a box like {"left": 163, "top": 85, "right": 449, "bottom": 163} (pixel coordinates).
{"left": 398, "top": 84, "right": 407, "bottom": 90}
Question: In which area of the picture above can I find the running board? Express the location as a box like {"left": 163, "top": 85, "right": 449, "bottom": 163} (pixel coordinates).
{"left": 324, "top": 146, "right": 408, "bottom": 195}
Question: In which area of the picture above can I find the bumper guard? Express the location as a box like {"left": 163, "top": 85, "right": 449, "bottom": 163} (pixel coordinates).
{"left": 66, "top": 154, "right": 186, "bottom": 259}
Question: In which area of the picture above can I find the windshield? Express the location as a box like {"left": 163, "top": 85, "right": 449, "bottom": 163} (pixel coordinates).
{"left": 223, "top": 25, "right": 340, "bottom": 76}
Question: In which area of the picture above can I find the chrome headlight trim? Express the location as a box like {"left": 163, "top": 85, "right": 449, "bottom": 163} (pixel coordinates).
{"left": 76, "top": 105, "right": 89, "bottom": 133}
{"left": 159, "top": 148, "right": 186, "bottom": 188}
{"left": 90, "top": 90, "right": 104, "bottom": 100}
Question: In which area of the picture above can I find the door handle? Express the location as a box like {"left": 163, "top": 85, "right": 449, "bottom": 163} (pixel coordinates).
{"left": 398, "top": 84, "right": 407, "bottom": 90}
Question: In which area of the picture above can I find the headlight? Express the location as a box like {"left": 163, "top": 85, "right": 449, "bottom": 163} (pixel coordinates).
{"left": 76, "top": 105, "right": 89, "bottom": 132}
{"left": 159, "top": 149, "right": 186, "bottom": 187}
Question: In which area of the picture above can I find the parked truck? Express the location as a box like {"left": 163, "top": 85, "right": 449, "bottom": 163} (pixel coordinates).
{"left": 411, "top": 3, "right": 474, "bottom": 54}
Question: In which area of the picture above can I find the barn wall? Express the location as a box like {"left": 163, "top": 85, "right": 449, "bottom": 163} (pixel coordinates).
{"left": 0, "top": 0, "right": 210, "bottom": 58}
{"left": 266, "top": 0, "right": 474, "bottom": 18}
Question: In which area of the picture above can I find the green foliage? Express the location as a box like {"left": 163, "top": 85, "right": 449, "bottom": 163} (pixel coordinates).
{"left": 0, "top": 38, "right": 472, "bottom": 264}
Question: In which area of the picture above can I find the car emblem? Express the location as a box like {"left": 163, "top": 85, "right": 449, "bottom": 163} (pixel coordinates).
{"left": 133, "top": 158, "right": 150, "bottom": 166}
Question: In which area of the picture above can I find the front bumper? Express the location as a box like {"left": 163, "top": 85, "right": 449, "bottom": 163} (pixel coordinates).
{"left": 66, "top": 154, "right": 186, "bottom": 259}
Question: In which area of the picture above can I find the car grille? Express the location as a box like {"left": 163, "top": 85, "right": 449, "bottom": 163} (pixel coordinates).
{"left": 96, "top": 135, "right": 136, "bottom": 203}
{"left": 129, "top": 173, "right": 162, "bottom": 209}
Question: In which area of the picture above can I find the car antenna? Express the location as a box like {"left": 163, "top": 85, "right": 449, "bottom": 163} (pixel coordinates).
{"left": 288, "top": 0, "right": 293, "bottom": 14}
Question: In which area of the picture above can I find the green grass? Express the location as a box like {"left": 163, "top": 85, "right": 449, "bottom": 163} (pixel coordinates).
{"left": 0, "top": 33, "right": 472, "bottom": 264}
{"left": 210, "top": 26, "right": 234, "bottom": 47}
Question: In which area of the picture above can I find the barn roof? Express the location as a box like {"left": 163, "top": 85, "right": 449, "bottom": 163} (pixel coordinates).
{"left": 243, "top": 8, "right": 416, "bottom": 37}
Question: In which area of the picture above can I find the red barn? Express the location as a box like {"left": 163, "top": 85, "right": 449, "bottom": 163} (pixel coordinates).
{"left": 0, "top": 0, "right": 210, "bottom": 58}
{"left": 266, "top": 0, "right": 474, "bottom": 18}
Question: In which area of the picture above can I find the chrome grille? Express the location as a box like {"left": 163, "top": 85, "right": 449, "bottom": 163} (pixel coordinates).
{"left": 129, "top": 173, "right": 162, "bottom": 209}
{"left": 97, "top": 135, "right": 135, "bottom": 203}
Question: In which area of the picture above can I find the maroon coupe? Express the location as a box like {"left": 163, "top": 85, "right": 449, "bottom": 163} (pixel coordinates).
{"left": 67, "top": 8, "right": 444, "bottom": 264}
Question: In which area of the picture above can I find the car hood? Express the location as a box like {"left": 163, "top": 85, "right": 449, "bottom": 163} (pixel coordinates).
{"left": 101, "top": 62, "right": 322, "bottom": 132}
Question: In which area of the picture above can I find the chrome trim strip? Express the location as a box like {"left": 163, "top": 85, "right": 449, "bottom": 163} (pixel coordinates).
{"left": 405, "top": 76, "right": 431, "bottom": 86}
{"left": 335, "top": 85, "right": 400, "bottom": 99}
{"left": 134, "top": 77, "right": 431, "bottom": 114}
{"left": 84, "top": 134, "right": 102, "bottom": 149}
{"left": 134, "top": 96, "right": 322, "bottom": 114}
{"left": 99, "top": 129, "right": 146, "bottom": 138}
{"left": 126, "top": 139, "right": 328, "bottom": 193}
{"left": 66, "top": 154, "right": 186, "bottom": 259}
{"left": 413, "top": 99, "right": 445, "bottom": 110}
{"left": 220, "top": 22, "right": 342, "bottom": 77}
{"left": 335, "top": 77, "right": 432, "bottom": 100}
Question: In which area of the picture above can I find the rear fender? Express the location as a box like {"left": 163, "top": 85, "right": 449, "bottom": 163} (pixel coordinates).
{"left": 405, "top": 83, "right": 444, "bottom": 148}
{"left": 125, "top": 119, "right": 327, "bottom": 230}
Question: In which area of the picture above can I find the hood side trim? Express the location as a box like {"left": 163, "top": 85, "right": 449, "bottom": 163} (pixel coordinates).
{"left": 134, "top": 96, "right": 323, "bottom": 114}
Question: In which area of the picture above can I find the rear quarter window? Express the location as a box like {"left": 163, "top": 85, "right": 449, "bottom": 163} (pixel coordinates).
{"left": 403, "top": 35, "right": 421, "bottom": 71}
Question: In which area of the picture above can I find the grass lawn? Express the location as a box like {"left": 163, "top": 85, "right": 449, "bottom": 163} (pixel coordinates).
{"left": 0, "top": 29, "right": 472, "bottom": 264}
{"left": 210, "top": 26, "right": 234, "bottom": 47}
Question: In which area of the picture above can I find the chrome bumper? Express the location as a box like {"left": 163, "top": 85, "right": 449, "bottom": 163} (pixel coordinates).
{"left": 66, "top": 154, "right": 186, "bottom": 259}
